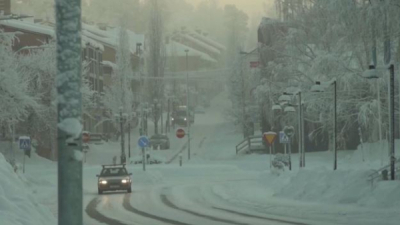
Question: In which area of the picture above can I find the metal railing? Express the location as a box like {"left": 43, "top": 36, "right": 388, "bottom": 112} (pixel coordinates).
{"left": 236, "top": 135, "right": 264, "bottom": 155}
{"left": 368, "top": 157, "right": 400, "bottom": 187}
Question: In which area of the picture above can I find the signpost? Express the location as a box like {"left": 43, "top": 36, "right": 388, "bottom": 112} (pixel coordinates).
{"left": 19, "top": 136, "right": 31, "bottom": 173}
{"left": 82, "top": 132, "right": 90, "bottom": 143}
{"left": 138, "top": 136, "right": 149, "bottom": 171}
{"left": 279, "top": 131, "right": 289, "bottom": 155}
{"left": 284, "top": 126, "right": 295, "bottom": 171}
{"left": 176, "top": 128, "right": 185, "bottom": 139}
{"left": 263, "top": 132, "right": 277, "bottom": 169}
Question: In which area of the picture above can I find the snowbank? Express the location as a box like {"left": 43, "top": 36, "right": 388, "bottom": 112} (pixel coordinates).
{"left": 0, "top": 153, "right": 56, "bottom": 225}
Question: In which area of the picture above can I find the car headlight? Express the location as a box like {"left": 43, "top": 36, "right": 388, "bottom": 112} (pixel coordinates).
{"left": 121, "top": 179, "right": 128, "bottom": 184}
{"left": 100, "top": 180, "right": 107, "bottom": 184}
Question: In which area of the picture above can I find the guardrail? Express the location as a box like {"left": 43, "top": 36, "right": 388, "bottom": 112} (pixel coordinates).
{"left": 236, "top": 135, "right": 264, "bottom": 155}
{"left": 368, "top": 158, "right": 400, "bottom": 187}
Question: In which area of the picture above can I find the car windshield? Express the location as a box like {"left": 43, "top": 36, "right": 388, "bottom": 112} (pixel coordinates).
{"left": 176, "top": 111, "right": 187, "bottom": 117}
{"left": 100, "top": 168, "right": 128, "bottom": 177}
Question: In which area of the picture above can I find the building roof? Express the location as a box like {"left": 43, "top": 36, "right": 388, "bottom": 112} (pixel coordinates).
{"left": 83, "top": 23, "right": 144, "bottom": 54}
{"left": 165, "top": 40, "right": 217, "bottom": 63}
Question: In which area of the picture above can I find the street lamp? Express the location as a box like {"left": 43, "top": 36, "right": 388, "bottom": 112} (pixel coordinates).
{"left": 311, "top": 79, "right": 337, "bottom": 170}
{"left": 282, "top": 90, "right": 305, "bottom": 168}
{"left": 185, "top": 49, "right": 191, "bottom": 160}
{"left": 115, "top": 107, "right": 127, "bottom": 164}
{"left": 363, "top": 65, "right": 396, "bottom": 180}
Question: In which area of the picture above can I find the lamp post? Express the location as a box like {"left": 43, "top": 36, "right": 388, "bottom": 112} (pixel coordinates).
{"left": 363, "top": 65, "right": 395, "bottom": 180}
{"left": 116, "top": 107, "right": 127, "bottom": 164}
{"left": 239, "top": 51, "right": 248, "bottom": 138}
{"left": 282, "top": 91, "right": 305, "bottom": 167}
{"left": 311, "top": 79, "right": 337, "bottom": 170}
{"left": 185, "top": 49, "right": 191, "bottom": 160}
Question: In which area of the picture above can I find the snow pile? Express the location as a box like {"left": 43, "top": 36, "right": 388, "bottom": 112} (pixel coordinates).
{"left": 268, "top": 168, "right": 400, "bottom": 208}
{"left": 0, "top": 153, "right": 56, "bottom": 225}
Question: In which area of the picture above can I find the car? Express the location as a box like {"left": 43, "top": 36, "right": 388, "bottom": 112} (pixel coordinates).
{"left": 172, "top": 107, "right": 194, "bottom": 126}
{"left": 149, "top": 134, "right": 170, "bottom": 150}
{"left": 96, "top": 164, "right": 132, "bottom": 194}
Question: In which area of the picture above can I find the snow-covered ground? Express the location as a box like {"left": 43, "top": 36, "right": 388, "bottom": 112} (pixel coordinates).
{"left": 1, "top": 90, "right": 399, "bottom": 225}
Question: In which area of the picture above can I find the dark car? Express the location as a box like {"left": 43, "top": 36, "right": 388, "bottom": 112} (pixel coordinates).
{"left": 171, "top": 109, "right": 194, "bottom": 126}
{"left": 96, "top": 164, "right": 132, "bottom": 194}
{"left": 149, "top": 134, "right": 170, "bottom": 150}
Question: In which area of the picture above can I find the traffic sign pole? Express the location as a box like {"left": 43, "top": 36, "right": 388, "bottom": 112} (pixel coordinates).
{"left": 142, "top": 147, "right": 146, "bottom": 171}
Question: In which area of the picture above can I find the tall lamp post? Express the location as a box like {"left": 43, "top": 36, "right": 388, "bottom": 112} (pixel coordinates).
{"left": 311, "top": 79, "right": 337, "bottom": 170}
{"left": 116, "top": 107, "right": 127, "bottom": 164}
{"left": 363, "top": 65, "right": 395, "bottom": 180}
{"left": 185, "top": 49, "right": 191, "bottom": 160}
{"left": 282, "top": 91, "right": 305, "bottom": 167}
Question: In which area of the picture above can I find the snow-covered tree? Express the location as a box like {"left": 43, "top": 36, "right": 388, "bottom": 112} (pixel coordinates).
{"left": 103, "top": 23, "right": 135, "bottom": 130}
{"left": 145, "top": 0, "right": 166, "bottom": 135}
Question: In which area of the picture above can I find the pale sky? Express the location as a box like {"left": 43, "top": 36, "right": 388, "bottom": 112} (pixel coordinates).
{"left": 189, "top": 0, "right": 276, "bottom": 18}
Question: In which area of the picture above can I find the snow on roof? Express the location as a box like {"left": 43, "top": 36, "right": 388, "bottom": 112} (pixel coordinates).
{"left": 178, "top": 33, "right": 221, "bottom": 55}
{"left": 83, "top": 23, "right": 144, "bottom": 53}
{"left": 0, "top": 19, "right": 104, "bottom": 51}
{"left": 101, "top": 60, "right": 117, "bottom": 69}
{"left": 188, "top": 32, "right": 226, "bottom": 51}
{"left": 0, "top": 19, "right": 54, "bottom": 37}
{"left": 166, "top": 41, "right": 217, "bottom": 63}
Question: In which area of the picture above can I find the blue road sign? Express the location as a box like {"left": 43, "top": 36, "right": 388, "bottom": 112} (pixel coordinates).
{"left": 19, "top": 137, "right": 31, "bottom": 150}
{"left": 279, "top": 131, "right": 289, "bottom": 144}
{"left": 138, "top": 136, "right": 149, "bottom": 148}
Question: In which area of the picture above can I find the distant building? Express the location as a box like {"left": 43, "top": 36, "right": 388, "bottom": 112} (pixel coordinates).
{"left": 0, "top": 0, "right": 11, "bottom": 15}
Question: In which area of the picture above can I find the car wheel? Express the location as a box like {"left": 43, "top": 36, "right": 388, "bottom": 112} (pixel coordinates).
{"left": 98, "top": 189, "right": 103, "bottom": 195}
{"left": 128, "top": 187, "right": 132, "bottom": 193}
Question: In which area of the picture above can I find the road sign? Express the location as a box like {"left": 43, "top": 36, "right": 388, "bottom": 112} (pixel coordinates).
{"left": 284, "top": 126, "right": 295, "bottom": 138}
{"left": 263, "top": 132, "right": 277, "bottom": 146}
{"left": 138, "top": 136, "right": 149, "bottom": 148}
{"left": 82, "top": 132, "right": 90, "bottom": 143}
{"left": 176, "top": 128, "right": 185, "bottom": 139}
{"left": 19, "top": 136, "right": 31, "bottom": 150}
{"left": 279, "top": 131, "right": 290, "bottom": 144}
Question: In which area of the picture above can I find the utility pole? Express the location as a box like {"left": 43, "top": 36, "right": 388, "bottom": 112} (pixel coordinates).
{"left": 55, "top": 0, "right": 83, "bottom": 224}
{"left": 185, "top": 49, "right": 191, "bottom": 160}
{"left": 119, "top": 107, "right": 126, "bottom": 164}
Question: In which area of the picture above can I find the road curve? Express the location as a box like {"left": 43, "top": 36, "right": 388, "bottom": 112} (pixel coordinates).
{"left": 86, "top": 197, "right": 129, "bottom": 225}
{"left": 122, "top": 194, "right": 193, "bottom": 225}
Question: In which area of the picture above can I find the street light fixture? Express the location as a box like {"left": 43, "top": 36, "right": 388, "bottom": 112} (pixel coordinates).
{"left": 284, "top": 106, "right": 296, "bottom": 113}
{"left": 278, "top": 94, "right": 291, "bottom": 102}
{"left": 311, "top": 79, "right": 337, "bottom": 170}
{"left": 272, "top": 104, "right": 282, "bottom": 111}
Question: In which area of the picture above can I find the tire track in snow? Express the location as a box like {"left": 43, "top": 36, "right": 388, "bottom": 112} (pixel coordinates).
{"left": 122, "top": 193, "right": 192, "bottom": 225}
{"left": 86, "top": 197, "right": 129, "bottom": 225}
{"left": 161, "top": 194, "right": 249, "bottom": 225}
{"left": 166, "top": 140, "right": 189, "bottom": 164}
{"left": 212, "top": 207, "right": 309, "bottom": 225}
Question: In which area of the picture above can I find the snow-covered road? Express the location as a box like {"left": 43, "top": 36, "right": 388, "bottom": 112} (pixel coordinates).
{"left": 6, "top": 90, "right": 399, "bottom": 225}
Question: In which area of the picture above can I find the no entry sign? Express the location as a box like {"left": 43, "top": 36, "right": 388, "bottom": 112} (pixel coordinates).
{"left": 176, "top": 128, "right": 185, "bottom": 139}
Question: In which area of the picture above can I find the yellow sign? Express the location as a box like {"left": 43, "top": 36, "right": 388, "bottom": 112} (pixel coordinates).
{"left": 264, "top": 132, "right": 277, "bottom": 146}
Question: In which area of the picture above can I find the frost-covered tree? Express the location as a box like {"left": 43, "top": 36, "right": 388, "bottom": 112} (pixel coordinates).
{"left": 145, "top": 0, "right": 166, "bottom": 135}
{"left": 0, "top": 32, "right": 39, "bottom": 131}
{"left": 16, "top": 41, "right": 94, "bottom": 159}
{"left": 103, "top": 24, "right": 135, "bottom": 130}
{"left": 258, "top": 0, "right": 400, "bottom": 150}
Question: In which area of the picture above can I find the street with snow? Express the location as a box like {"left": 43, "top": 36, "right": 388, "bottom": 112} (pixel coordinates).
{"left": 1, "top": 91, "right": 399, "bottom": 225}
